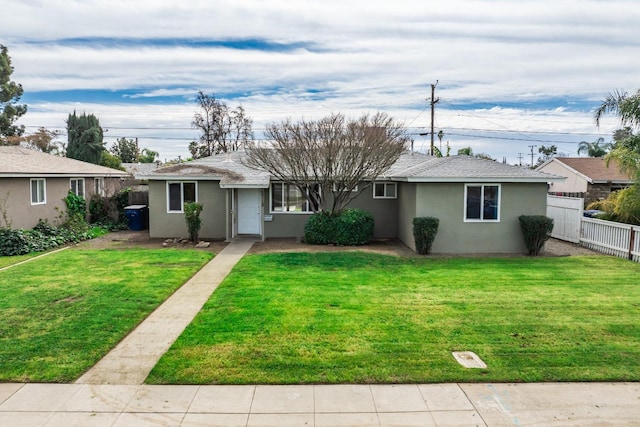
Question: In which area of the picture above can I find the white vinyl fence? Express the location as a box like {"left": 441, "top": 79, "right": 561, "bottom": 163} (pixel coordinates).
{"left": 547, "top": 195, "right": 583, "bottom": 243}
{"left": 580, "top": 218, "right": 640, "bottom": 262}
{"left": 547, "top": 195, "right": 640, "bottom": 263}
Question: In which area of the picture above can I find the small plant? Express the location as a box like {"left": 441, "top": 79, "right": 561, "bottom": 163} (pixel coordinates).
{"left": 184, "top": 202, "right": 203, "bottom": 243}
{"left": 0, "top": 191, "right": 11, "bottom": 229}
{"left": 519, "top": 215, "right": 554, "bottom": 256}
{"left": 412, "top": 217, "right": 439, "bottom": 255}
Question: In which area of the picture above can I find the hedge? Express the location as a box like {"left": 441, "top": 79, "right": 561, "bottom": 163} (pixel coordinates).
{"left": 519, "top": 215, "right": 554, "bottom": 256}
{"left": 412, "top": 217, "right": 439, "bottom": 255}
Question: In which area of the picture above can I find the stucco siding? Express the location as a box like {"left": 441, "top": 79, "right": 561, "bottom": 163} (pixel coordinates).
{"left": 412, "top": 182, "right": 547, "bottom": 254}
{"left": 397, "top": 183, "right": 417, "bottom": 251}
{"left": 262, "top": 183, "right": 399, "bottom": 239}
{"left": 148, "top": 180, "right": 226, "bottom": 239}
{"left": 539, "top": 161, "right": 588, "bottom": 193}
{"left": 0, "top": 177, "right": 95, "bottom": 229}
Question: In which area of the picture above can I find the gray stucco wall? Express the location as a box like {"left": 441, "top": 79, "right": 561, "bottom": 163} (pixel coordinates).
{"left": 397, "top": 183, "right": 417, "bottom": 251}
{"left": 408, "top": 182, "right": 548, "bottom": 254}
{"left": 262, "top": 183, "right": 399, "bottom": 239}
{"left": 148, "top": 180, "right": 227, "bottom": 240}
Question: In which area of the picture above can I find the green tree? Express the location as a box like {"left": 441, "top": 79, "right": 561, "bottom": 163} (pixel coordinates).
{"left": 110, "top": 137, "right": 139, "bottom": 163}
{"left": 537, "top": 145, "right": 558, "bottom": 165}
{"left": 99, "top": 151, "right": 125, "bottom": 171}
{"left": 189, "top": 91, "right": 254, "bottom": 158}
{"left": 0, "top": 45, "right": 27, "bottom": 141}
{"left": 138, "top": 148, "right": 159, "bottom": 163}
{"left": 577, "top": 137, "right": 611, "bottom": 157}
{"left": 66, "top": 111, "right": 104, "bottom": 164}
{"left": 594, "top": 89, "right": 640, "bottom": 129}
{"left": 590, "top": 89, "right": 640, "bottom": 224}
{"left": 457, "top": 146, "right": 473, "bottom": 156}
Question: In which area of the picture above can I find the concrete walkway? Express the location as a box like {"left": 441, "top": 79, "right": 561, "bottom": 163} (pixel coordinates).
{"left": 76, "top": 239, "right": 255, "bottom": 385}
{"left": 1, "top": 382, "right": 639, "bottom": 426}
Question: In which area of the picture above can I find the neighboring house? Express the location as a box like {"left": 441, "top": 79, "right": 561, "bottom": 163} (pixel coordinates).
{"left": 137, "top": 151, "right": 563, "bottom": 254}
{"left": 0, "top": 146, "right": 129, "bottom": 229}
{"left": 536, "top": 157, "right": 634, "bottom": 206}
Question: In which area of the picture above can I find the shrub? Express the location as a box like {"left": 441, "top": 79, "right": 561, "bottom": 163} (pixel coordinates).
{"left": 305, "top": 209, "right": 374, "bottom": 246}
{"left": 0, "top": 228, "right": 30, "bottom": 256}
{"left": 519, "top": 215, "right": 554, "bottom": 256}
{"left": 412, "top": 217, "right": 439, "bottom": 255}
{"left": 304, "top": 212, "right": 336, "bottom": 245}
{"left": 0, "top": 220, "right": 95, "bottom": 257}
{"left": 334, "top": 209, "right": 374, "bottom": 246}
{"left": 184, "top": 202, "right": 203, "bottom": 243}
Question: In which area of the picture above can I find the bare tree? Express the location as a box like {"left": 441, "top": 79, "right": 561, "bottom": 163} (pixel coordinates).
{"left": 189, "top": 92, "right": 253, "bottom": 158}
{"left": 244, "top": 112, "right": 410, "bottom": 214}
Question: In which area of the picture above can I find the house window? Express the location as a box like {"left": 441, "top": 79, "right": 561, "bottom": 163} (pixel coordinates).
{"left": 70, "top": 178, "right": 85, "bottom": 198}
{"left": 94, "top": 178, "right": 104, "bottom": 196}
{"left": 167, "top": 182, "right": 197, "bottom": 213}
{"left": 332, "top": 182, "right": 358, "bottom": 192}
{"left": 30, "top": 178, "right": 46, "bottom": 205}
{"left": 465, "top": 184, "right": 500, "bottom": 222}
{"left": 373, "top": 182, "right": 397, "bottom": 199}
{"left": 270, "top": 182, "right": 317, "bottom": 213}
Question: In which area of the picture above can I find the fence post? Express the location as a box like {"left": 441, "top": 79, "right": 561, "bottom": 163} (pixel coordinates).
{"left": 629, "top": 228, "right": 636, "bottom": 261}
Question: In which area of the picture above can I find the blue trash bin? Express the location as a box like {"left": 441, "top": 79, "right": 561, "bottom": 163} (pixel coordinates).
{"left": 124, "top": 205, "right": 148, "bottom": 230}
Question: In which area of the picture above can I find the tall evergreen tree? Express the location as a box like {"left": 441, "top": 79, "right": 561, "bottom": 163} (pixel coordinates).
{"left": 66, "top": 111, "right": 105, "bottom": 164}
{"left": 0, "top": 44, "right": 27, "bottom": 141}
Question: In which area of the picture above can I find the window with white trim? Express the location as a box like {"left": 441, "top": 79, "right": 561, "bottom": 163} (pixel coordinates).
{"left": 30, "top": 178, "right": 46, "bottom": 205}
{"left": 94, "top": 178, "right": 104, "bottom": 196}
{"left": 167, "top": 182, "right": 197, "bottom": 213}
{"left": 465, "top": 184, "right": 500, "bottom": 221}
{"left": 332, "top": 182, "right": 358, "bottom": 192}
{"left": 373, "top": 182, "right": 397, "bottom": 199}
{"left": 70, "top": 178, "right": 85, "bottom": 198}
{"left": 270, "top": 182, "right": 318, "bottom": 213}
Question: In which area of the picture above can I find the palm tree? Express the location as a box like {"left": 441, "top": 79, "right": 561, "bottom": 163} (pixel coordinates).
{"left": 594, "top": 89, "right": 640, "bottom": 129}
{"left": 577, "top": 137, "right": 611, "bottom": 157}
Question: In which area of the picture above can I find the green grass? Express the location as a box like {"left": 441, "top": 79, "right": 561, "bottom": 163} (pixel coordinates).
{"left": 0, "top": 248, "right": 213, "bottom": 382}
{"left": 148, "top": 252, "right": 640, "bottom": 384}
{"left": 0, "top": 251, "right": 45, "bottom": 268}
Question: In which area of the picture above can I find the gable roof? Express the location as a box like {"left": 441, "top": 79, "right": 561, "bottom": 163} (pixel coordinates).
{"left": 137, "top": 151, "right": 563, "bottom": 186}
{"left": 537, "top": 157, "right": 633, "bottom": 184}
{"left": 0, "top": 146, "right": 129, "bottom": 178}
{"left": 386, "top": 153, "right": 563, "bottom": 182}
{"left": 136, "top": 150, "right": 271, "bottom": 188}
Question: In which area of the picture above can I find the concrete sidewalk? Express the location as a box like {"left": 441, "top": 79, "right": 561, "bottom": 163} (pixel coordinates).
{"left": 1, "top": 382, "right": 639, "bottom": 426}
{"left": 76, "top": 239, "right": 255, "bottom": 385}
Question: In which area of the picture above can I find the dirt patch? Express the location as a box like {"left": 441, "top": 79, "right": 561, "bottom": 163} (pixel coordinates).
{"left": 76, "top": 230, "right": 228, "bottom": 253}
{"left": 77, "top": 231, "right": 601, "bottom": 258}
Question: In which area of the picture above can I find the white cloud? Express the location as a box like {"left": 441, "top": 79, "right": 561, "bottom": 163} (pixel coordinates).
{"left": 2, "top": 0, "right": 637, "bottom": 163}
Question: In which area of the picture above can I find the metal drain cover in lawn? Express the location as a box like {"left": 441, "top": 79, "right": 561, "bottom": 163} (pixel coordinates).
{"left": 452, "top": 351, "right": 487, "bottom": 368}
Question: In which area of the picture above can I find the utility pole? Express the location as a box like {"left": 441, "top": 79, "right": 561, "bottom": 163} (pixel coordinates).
{"left": 528, "top": 145, "right": 537, "bottom": 168}
{"left": 430, "top": 81, "right": 439, "bottom": 156}
{"left": 517, "top": 153, "right": 524, "bottom": 166}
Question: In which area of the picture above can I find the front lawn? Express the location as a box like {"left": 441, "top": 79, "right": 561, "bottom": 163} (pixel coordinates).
{"left": 0, "top": 248, "right": 212, "bottom": 382}
{"left": 148, "top": 253, "right": 640, "bottom": 384}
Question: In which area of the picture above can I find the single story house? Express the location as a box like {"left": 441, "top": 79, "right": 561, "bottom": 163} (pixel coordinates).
{"left": 0, "top": 146, "right": 129, "bottom": 229}
{"left": 137, "top": 151, "right": 564, "bottom": 254}
{"left": 536, "top": 157, "right": 634, "bottom": 206}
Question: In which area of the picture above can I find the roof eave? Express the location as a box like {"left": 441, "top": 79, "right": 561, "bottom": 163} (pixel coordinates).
{"left": 403, "top": 176, "right": 566, "bottom": 183}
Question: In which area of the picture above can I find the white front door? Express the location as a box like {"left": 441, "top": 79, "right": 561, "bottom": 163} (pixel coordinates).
{"left": 237, "top": 189, "right": 261, "bottom": 235}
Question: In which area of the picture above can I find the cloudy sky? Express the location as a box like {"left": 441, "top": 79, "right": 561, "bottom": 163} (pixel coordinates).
{"left": 2, "top": 0, "right": 639, "bottom": 164}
